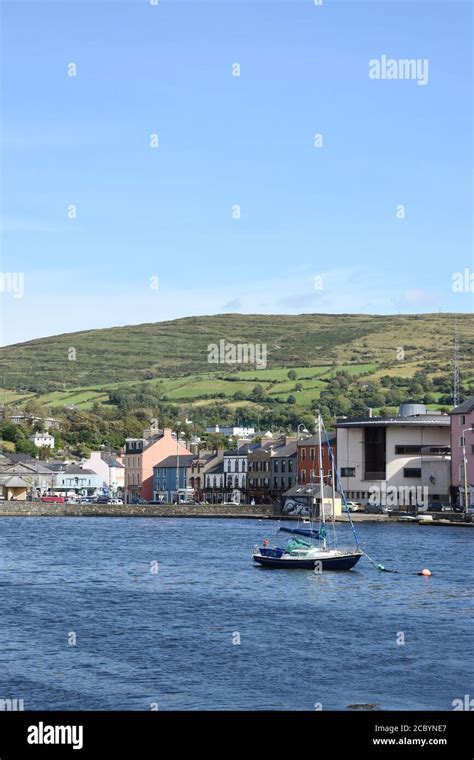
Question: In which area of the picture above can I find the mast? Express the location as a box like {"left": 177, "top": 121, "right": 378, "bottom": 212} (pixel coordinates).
{"left": 331, "top": 457, "right": 335, "bottom": 522}
{"left": 317, "top": 412, "right": 327, "bottom": 548}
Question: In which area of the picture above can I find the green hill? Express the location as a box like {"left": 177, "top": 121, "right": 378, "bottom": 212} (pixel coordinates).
{"left": 0, "top": 313, "right": 472, "bottom": 418}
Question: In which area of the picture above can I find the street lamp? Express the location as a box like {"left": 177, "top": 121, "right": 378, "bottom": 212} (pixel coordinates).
{"left": 461, "top": 427, "right": 474, "bottom": 514}
{"left": 176, "top": 421, "right": 180, "bottom": 504}
{"left": 175, "top": 419, "right": 189, "bottom": 504}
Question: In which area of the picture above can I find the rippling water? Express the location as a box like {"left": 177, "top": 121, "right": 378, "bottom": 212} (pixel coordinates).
{"left": 0, "top": 517, "right": 471, "bottom": 710}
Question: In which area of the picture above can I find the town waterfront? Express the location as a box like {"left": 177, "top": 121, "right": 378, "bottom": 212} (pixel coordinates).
{"left": 0, "top": 517, "right": 471, "bottom": 711}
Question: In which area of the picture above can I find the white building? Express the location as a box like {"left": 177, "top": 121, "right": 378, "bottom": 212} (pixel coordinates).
{"left": 336, "top": 409, "right": 451, "bottom": 508}
{"left": 52, "top": 466, "right": 103, "bottom": 496}
{"left": 205, "top": 425, "right": 255, "bottom": 438}
{"left": 223, "top": 444, "right": 254, "bottom": 490}
{"left": 29, "top": 432, "right": 55, "bottom": 449}
{"left": 81, "top": 451, "right": 125, "bottom": 496}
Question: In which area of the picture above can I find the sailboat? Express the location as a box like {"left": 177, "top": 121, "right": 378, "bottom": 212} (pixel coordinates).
{"left": 252, "top": 413, "right": 363, "bottom": 571}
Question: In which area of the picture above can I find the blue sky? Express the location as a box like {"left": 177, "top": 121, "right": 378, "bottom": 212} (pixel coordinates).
{"left": 1, "top": 0, "right": 472, "bottom": 345}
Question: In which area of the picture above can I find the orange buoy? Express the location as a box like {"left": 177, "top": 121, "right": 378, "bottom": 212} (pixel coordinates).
{"left": 419, "top": 568, "right": 432, "bottom": 576}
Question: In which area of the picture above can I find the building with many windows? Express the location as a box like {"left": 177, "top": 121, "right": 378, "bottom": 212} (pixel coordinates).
{"left": 449, "top": 396, "right": 474, "bottom": 508}
{"left": 297, "top": 434, "right": 336, "bottom": 485}
{"left": 123, "top": 428, "right": 191, "bottom": 503}
{"left": 247, "top": 438, "right": 297, "bottom": 503}
{"left": 335, "top": 406, "right": 450, "bottom": 508}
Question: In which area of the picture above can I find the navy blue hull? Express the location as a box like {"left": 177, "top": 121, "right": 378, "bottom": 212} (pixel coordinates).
{"left": 253, "top": 552, "right": 362, "bottom": 570}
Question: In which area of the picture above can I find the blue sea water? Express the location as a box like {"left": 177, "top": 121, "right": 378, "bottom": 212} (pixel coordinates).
{"left": 0, "top": 517, "right": 471, "bottom": 711}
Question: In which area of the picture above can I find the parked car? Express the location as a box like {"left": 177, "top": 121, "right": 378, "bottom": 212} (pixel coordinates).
{"left": 131, "top": 497, "right": 148, "bottom": 505}
{"left": 425, "top": 501, "right": 451, "bottom": 513}
{"left": 109, "top": 498, "right": 123, "bottom": 505}
{"left": 40, "top": 496, "right": 65, "bottom": 504}
{"left": 345, "top": 501, "right": 364, "bottom": 512}
{"left": 364, "top": 504, "right": 389, "bottom": 514}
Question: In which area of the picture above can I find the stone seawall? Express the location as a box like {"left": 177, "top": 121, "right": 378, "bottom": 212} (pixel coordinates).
{"left": 0, "top": 502, "right": 282, "bottom": 518}
{"left": 0, "top": 503, "right": 470, "bottom": 526}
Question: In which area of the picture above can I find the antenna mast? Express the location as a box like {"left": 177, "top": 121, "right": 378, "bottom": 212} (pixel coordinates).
{"left": 453, "top": 317, "right": 460, "bottom": 407}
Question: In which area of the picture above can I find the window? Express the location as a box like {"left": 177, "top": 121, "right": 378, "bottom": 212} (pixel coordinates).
{"left": 273, "top": 477, "right": 279, "bottom": 488}
{"left": 281, "top": 460, "right": 286, "bottom": 472}
{"left": 289, "top": 460, "right": 293, "bottom": 472}
{"left": 301, "top": 449, "right": 306, "bottom": 461}
{"left": 461, "top": 415, "right": 466, "bottom": 425}
{"left": 274, "top": 461, "right": 279, "bottom": 473}
{"left": 310, "top": 469, "right": 315, "bottom": 479}
{"left": 281, "top": 478, "right": 286, "bottom": 489}
{"left": 341, "top": 467, "right": 355, "bottom": 477}
{"left": 301, "top": 470, "right": 306, "bottom": 483}
{"left": 310, "top": 448, "right": 315, "bottom": 461}
{"left": 460, "top": 436, "right": 465, "bottom": 447}
{"left": 395, "top": 445, "right": 421, "bottom": 455}
{"left": 404, "top": 468, "right": 421, "bottom": 478}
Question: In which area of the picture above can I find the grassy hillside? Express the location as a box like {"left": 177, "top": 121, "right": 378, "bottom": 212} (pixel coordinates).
{"left": 0, "top": 313, "right": 472, "bottom": 419}
{"left": 1, "top": 313, "right": 472, "bottom": 391}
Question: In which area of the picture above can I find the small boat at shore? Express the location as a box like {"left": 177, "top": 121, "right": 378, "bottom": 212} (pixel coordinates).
{"left": 252, "top": 414, "right": 363, "bottom": 572}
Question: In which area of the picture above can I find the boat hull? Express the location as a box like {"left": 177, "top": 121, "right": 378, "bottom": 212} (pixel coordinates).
{"left": 253, "top": 552, "right": 362, "bottom": 571}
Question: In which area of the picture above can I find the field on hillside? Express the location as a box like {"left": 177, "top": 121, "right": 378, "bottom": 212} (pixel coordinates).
{"left": 0, "top": 313, "right": 472, "bottom": 415}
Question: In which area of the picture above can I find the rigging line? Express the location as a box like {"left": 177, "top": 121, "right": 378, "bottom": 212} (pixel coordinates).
{"left": 321, "top": 420, "right": 361, "bottom": 549}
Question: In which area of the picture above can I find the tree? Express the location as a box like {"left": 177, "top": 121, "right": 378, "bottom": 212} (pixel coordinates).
{"left": 251, "top": 385, "right": 265, "bottom": 402}
{"left": 287, "top": 370, "right": 297, "bottom": 381}
{"left": 23, "top": 399, "right": 49, "bottom": 418}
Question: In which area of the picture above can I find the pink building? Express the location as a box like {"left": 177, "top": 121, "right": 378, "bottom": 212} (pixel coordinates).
{"left": 449, "top": 397, "right": 474, "bottom": 508}
{"left": 123, "top": 428, "right": 191, "bottom": 503}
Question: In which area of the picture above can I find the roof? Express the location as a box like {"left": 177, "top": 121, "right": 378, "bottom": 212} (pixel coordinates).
{"left": 449, "top": 397, "right": 474, "bottom": 415}
{"left": 270, "top": 441, "right": 298, "bottom": 457}
{"left": 52, "top": 466, "right": 98, "bottom": 475}
{"left": 205, "top": 461, "right": 225, "bottom": 475}
{"left": 153, "top": 455, "right": 195, "bottom": 469}
{"left": 100, "top": 453, "right": 124, "bottom": 468}
{"left": 297, "top": 434, "right": 336, "bottom": 446}
{"left": 4, "top": 453, "right": 35, "bottom": 464}
{"left": 336, "top": 415, "right": 450, "bottom": 428}
{"left": 248, "top": 439, "right": 297, "bottom": 458}
{"left": 224, "top": 444, "right": 258, "bottom": 456}
{"left": 0, "top": 476, "right": 29, "bottom": 487}
{"left": 0, "top": 461, "right": 55, "bottom": 475}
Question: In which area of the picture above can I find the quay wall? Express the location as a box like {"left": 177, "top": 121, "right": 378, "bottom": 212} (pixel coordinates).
{"left": 0, "top": 502, "right": 470, "bottom": 525}
{"left": 0, "top": 502, "right": 282, "bottom": 518}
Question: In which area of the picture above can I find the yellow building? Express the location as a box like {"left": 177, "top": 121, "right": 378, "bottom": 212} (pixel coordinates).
{"left": 0, "top": 476, "right": 28, "bottom": 501}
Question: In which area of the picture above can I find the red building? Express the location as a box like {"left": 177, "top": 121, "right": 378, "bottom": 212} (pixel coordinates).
{"left": 297, "top": 434, "right": 336, "bottom": 485}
